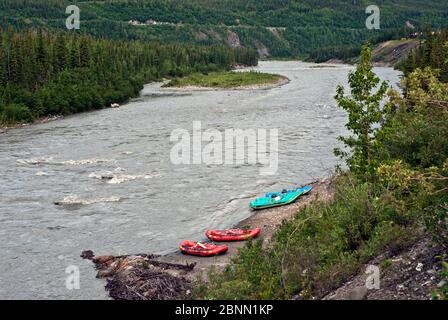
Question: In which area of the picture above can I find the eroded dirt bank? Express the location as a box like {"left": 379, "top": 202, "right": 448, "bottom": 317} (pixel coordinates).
{"left": 324, "top": 237, "right": 446, "bottom": 300}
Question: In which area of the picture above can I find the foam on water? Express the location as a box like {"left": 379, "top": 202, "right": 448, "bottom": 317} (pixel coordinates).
{"left": 55, "top": 195, "right": 121, "bottom": 206}
{"left": 35, "top": 171, "right": 50, "bottom": 176}
{"left": 88, "top": 169, "right": 162, "bottom": 184}
{"left": 17, "top": 157, "right": 114, "bottom": 166}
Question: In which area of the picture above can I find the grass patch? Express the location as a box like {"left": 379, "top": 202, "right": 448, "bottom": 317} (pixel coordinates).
{"left": 0, "top": 103, "right": 35, "bottom": 126}
{"left": 380, "top": 259, "right": 393, "bottom": 270}
{"left": 162, "top": 71, "right": 284, "bottom": 89}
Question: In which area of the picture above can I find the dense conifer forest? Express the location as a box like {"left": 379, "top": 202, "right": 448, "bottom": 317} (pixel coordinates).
{"left": 399, "top": 28, "right": 448, "bottom": 82}
{"left": 1, "top": 0, "right": 448, "bottom": 58}
{"left": 0, "top": 28, "right": 257, "bottom": 124}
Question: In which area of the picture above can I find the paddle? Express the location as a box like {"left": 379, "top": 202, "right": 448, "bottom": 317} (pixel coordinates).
{"left": 196, "top": 242, "right": 207, "bottom": 249}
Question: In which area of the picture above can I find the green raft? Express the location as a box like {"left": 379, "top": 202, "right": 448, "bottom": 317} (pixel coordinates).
{"left": 250, "top": 185, "right": 312, "bottom": 210}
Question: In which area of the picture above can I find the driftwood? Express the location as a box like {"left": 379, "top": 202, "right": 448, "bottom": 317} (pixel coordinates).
{"left": 81, "top": 250, "right": 195, "bottom": 300}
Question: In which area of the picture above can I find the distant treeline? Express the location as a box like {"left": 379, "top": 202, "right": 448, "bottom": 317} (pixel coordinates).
{"left": 2, "top": 0, "right": 448, "bottom": 30}
{"left": 399, "top": 28, "right": 448, "bottom": 82}
{"left": 308, "top": 46, "right": 361, "bottom": 63}
{"left": 308, "top": 27, "right": 415, "bottom": 63}
{"left": 2, "top": 0, "right": 448, "bottom": 59}
{"left": 0, "top": 28, "right": 257, "bottom": 124}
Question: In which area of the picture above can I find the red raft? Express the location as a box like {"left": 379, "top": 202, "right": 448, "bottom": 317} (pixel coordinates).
{"left": 179, "top": 241, "right": 228, "bottom": 257}
{"left": 205, "top": 227, "right": 261, "bottom": 242}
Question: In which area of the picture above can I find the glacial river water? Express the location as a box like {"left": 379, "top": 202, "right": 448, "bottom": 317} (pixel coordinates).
{"left": 0, "top": 61, "right": 401, "bottom": 299}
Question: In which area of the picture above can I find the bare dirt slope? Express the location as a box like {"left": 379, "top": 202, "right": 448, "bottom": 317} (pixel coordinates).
{"left": 324, "top": 237, "right": 446, "bottom": 300}
{"left": 343, "top": 39, "right": 419, "bottom": 67}
{"left": 371, "top": 39, "right": 420, "bottom": 67}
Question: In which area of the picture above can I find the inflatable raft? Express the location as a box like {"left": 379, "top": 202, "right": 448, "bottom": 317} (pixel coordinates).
{"left": 250, "top": 185, "right": 312, "bottom": 210}
{"left": 206, "top": 227, "right": 261, "bottom": 242}
{"left": 179, "top": 241, "right": 228, "bottom": 257}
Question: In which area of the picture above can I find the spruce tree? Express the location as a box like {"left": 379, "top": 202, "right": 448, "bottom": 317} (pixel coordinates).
{"left": 79, "top": 38, "right": 90, "bottom": 68}
{"left": 70, "top": 40, "right": 80, "bottom": 68}
{"left": 54, "top": 33, "right": 67, "bottom": 72}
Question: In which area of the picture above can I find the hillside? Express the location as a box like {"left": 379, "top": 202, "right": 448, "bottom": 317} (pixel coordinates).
{"left": 370, "top": 39, "right": 420, "bottom": 66}
{"left": 335, "top": 39, "right": 421, "bottom": 67}
{"left": 1, "top": 0, "right": 448, "bottom": 58}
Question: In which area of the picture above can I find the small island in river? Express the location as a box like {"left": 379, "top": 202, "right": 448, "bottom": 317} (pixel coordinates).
{"left": 162, "top": 71, "right": 289, "bottom": 90}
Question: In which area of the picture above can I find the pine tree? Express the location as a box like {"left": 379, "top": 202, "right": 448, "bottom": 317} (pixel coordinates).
{"left": 400, "top": 28, "right": 448, "bottom": 83}
{"left": 0, "top": 29, "right": 5, "bottom": 88}
{"left": 441, "top": 42, "right": 448, "bottom": 82}
{"left": 9, "top": 39, "right": 23, "bottom": 84}
{"left": 54, "top": 33, "right": 67, "bottom": 72}
{"left": 79, "top": 38, "right": 90, "bottom": 68}
{"left": 70, "top": 39, "right": 80, "bottom": 68}
{"left": 33, "top": 29, "right": 47, "bottom": 86}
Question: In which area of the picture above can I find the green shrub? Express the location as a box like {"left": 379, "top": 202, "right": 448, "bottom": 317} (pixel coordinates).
{"left": 196, "top": 51, "right": 447, "bottom": 302}
{"left": 433, "top": 260, "right": 448, "bottom": 300}
{"left": 1, "top": 103, "right": 34, "bottom": 124}
{"left": 423, "top": 198, "right": 448, "bottom": 248}
{"left": 377, "top": 68, "right": 448, "bottom": 169}
{"left": 196, "top": 174, "right": 420, "bottom": 300}
{"left": 195, "top": 240, "right": 284, "bottom": 300}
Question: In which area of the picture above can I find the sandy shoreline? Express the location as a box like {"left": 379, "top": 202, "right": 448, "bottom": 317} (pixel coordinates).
{"left": 161, "top": 75, "right": 290, "bottom": 92}
{"left": 83, "top": 179, "right": 334, "bottom": 299}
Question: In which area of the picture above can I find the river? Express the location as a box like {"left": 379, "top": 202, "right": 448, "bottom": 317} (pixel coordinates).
{"left": 0, "top": 61, "right": 402, "bottom": 299}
